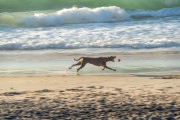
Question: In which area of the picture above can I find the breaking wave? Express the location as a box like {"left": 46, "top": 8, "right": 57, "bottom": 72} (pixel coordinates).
{"left": 0, "top": 41, "right": 180, "bottom": 50}
{"left": 0, "top": 6, "right": 180, "bottom": 27}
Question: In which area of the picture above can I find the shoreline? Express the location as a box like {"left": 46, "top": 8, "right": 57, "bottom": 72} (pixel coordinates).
{"left": 1, "top": 50, "right": 180, "bottom": 76}
{"left": 0, "top": 49, "right": 179, "bottom": 55}
{"left": 0, "top": 49, "right": 180, "bottom": 119}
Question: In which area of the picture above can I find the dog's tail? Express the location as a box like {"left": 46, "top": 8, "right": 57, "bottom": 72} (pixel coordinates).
{"left": 74, "top": 57, "right": 83, "bottom": 61}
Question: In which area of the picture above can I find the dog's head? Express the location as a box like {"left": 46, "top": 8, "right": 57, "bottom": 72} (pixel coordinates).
{"left": 104, "top": 56, "right": 116, "bottom": 62}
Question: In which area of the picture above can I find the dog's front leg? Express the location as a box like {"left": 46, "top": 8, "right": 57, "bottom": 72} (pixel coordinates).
{"left": 102, "top": 67, "right": 105, "bottom": 71}
{"left": 105, "top": 66, "right": 116, "bottom": 71}
{"left": 102, "top": 62, "right": 106, "bottom": 71}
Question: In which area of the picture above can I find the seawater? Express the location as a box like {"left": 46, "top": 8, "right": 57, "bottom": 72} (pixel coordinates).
{"left": 0, "top": 1, "right": 180, "bottom": 76}
{"left": 0, "top": 0, "right": 180, "bottom": 12}
{"left": 0, "top": 8, "right": 180, "bottom": 50}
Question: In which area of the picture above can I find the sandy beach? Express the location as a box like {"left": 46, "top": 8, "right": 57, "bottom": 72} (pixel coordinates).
{"left": 1, "top": 1, "right": 180, "bottom": 119}
{"left": 0, "top": 74, "right": 179, "bottom": 119}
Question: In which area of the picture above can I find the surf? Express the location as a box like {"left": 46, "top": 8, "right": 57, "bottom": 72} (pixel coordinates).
{"left": 0, "top": 6, "right": 180, "bottom": 27}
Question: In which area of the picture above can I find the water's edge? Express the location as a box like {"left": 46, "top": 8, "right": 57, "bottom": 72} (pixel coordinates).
{"left": 0, "top": 51, "right": 179, "bottom": 76}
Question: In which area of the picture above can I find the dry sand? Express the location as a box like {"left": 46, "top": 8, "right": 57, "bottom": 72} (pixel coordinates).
{"left": 0, "top": 74, "right": 179, "bottom": 119}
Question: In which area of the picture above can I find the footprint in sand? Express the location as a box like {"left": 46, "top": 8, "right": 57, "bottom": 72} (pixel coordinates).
{"left": 2, "top": 92, "right": 25, "bottom": 96}
{"left": 35, "top": 89, "right": 53, "bottom": 93}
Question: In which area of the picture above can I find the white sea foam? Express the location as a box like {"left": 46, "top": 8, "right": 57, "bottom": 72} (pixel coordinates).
{"left": 20, "top": 6, "right": 129, "bottom": 27}
{"left": 0, "top": 15, "right": 180, "bottom": 50}
{"left": 1, "top": 6, "right": 180, "bottom": 27}
{"left": 0, "top": 7, "right": 180, "bottom": 50}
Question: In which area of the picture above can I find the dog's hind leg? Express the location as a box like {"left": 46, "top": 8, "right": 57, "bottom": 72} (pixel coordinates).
{"left": 69, "top": 62, "right": 81, "bottom": 69}
{"left": 77, "top": 63, "right": 86, "bottom": 72}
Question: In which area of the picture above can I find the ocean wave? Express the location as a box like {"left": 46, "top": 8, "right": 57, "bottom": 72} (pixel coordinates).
{"left": 20, "top": 7, "right": 129, "bottom": 27}
{"left": 130, "top": 7, "right": 180, "bottom": 19}
{"left": 0, "top": 40, "right": 179, "bottom": 50}
{"left": 0, "top": 6, "right": 180, "bottom": 27}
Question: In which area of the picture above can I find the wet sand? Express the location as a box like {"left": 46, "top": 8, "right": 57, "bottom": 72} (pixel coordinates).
{"left": 1, "top": 51, "right": 180, "bottom": 76}
{"left": 0, "top": 74, "right": 180, "bottom": 119}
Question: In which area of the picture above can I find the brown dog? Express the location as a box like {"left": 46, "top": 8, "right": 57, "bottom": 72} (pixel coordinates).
{"left": 69, "top": 56, "right": 116, "bottom": 74}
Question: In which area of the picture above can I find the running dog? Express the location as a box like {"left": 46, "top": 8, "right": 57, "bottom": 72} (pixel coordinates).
{"left": 69, "top": 56, "right": 117, "bottom": 74}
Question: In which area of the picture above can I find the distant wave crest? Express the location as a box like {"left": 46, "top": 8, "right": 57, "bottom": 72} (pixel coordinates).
{"left": 0, "top": 6, "right": 180, "bottom": 27}
{"left": 20, "top": 7, "right": 129, "bottom": 27}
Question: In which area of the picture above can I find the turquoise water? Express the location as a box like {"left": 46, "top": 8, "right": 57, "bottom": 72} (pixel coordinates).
{"left": 1, "top": 0, "right": 180, "bottom": 12}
